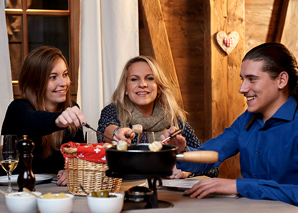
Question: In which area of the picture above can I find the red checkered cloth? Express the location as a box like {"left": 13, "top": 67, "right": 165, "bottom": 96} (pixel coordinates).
{"left": 223, "top": 37, "right": 233, "bottom": 47}
{"left": 60, "top": 142, "right": 106, "bottom": 168}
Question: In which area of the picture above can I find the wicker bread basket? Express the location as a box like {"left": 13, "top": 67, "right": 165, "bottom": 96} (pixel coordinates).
{"left": 61, "top": 143, "right": 122, "bottom": 196}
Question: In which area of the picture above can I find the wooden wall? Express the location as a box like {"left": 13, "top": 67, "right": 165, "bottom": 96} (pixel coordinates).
{"left": 139, "top": 0, "right": 298, "bottom": 179}
{"left": 245, "top": 0, "right": 282, "bottom": 51}
{"left": 139, "top": 0, "right": 206, "bottom": 141}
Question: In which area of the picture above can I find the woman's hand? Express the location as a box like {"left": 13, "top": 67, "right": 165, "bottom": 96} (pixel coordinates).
{"left": 56, "top": 170, "right": 67, "bottom": 186}
{"left": 113, "top": 127, "right": 135, "bottom": 144}
{"left": 184, "top": 178, "right": 238, "bottom": 198}
{"left": 55, "top": 106, "right": 86, "bottom": 128}
{"left": 160, "top": 126, "right": 186, "bottom": 153}
{"left": 169, "top": 165, "right": 192, "bottom": 179}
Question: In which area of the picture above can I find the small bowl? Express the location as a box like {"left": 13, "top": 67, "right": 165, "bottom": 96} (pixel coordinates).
{"left": 87, "top": 193, "right": 124, "bottom": 213}
{"left": 37, "top": 193, "right": 74, "bottom": 213}
{"left": 5, "top": 191, "right": 42, "bottom": 213}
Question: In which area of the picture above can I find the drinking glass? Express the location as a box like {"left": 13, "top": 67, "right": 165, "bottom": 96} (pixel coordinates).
{"left": 138, "top": 132, "right": 156, "bottom": 144}
{"left": 0, "top": 135, "right": 18, "bottom": 192}
{"left": 85, "top": 131, "right": 98, "bottom": 144}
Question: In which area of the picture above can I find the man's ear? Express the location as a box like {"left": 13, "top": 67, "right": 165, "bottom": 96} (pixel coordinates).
{"left": 278, "top": 71, "right": 289, "bottom": 89}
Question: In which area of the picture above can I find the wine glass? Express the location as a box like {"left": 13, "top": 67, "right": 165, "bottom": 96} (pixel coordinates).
{"left": 0, "top": 135, "right": 19, "bottom": 192}
{"left": 139, "top": 132, "right": 156, "bottom": 144}
{"left": 85, "top": 131, "right": 98, "bottom": 144}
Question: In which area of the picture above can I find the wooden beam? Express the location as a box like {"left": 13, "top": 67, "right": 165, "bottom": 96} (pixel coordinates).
{"left": 204, "top": 0, "right": 246, "bottom": 179}
{"left": 140, "top": 0, "right": 183, "bottom": 107}
{"left": 275, "top": 0, "right": 298, "bottom": 52}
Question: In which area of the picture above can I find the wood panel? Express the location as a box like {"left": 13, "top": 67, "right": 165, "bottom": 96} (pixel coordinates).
{"left": 275, "top": 0, "right": 298, "bottom": 53}
{"left": 139, "top": 0, "right": 207, "bottom": 141}
{"left": 70, "top": 0, "right": 80, "bottom": 100}
{"left": 138, "top": 1, "right": 153, "bottom": 57}
{"left": 159, "top": 0, "right": 206, "bottom": 140}
{"left": 295, "top": 39, "right": 298, "bottom": 60}
{"left": 140, "top": 0, "right": 183, "bottom": 107}
{"left": 205, "top": 0, "right": 246, "bottom": 179}
{"left": 245, "top": 0, "right": 283, "bottom": 52}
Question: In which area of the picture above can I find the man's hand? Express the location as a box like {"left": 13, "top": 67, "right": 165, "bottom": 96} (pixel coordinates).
{"left": 184, "top": 178, "right": 238, "bottom": 199}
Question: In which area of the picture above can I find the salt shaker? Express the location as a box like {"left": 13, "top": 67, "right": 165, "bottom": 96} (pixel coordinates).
{"left": 17, "top": 135, "right": 36, "bottom": 191}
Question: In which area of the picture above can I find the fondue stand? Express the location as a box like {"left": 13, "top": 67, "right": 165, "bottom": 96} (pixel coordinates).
{"left": 106, "top": 170, "right": 173, "bottom": 210}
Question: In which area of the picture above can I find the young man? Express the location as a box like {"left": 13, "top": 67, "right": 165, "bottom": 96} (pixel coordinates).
{"left": 162, "top": 43, "right": 298, "bottom": 206}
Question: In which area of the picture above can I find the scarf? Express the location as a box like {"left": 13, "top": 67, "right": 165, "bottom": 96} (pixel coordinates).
{"left": 129, "top": 103, "right": 171, "bottom": 141}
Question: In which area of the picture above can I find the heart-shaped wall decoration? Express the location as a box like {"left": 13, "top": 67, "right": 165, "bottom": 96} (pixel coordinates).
{"left": 216, "top": 31, "right": 239, "bottom": 55}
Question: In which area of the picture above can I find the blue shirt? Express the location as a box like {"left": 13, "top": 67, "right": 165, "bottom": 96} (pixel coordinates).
{"left": 177, "top": 96, "right": 298, "bottom": 205}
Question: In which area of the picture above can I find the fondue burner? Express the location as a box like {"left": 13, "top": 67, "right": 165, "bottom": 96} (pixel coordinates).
{"left": 125, "top": 185, "right": 157, "bottom": 208}
{"left": 124, "top": 177, "right": 173, "bottom": 210}
{"left": 106, "top": 170, "right": 173, "bottom": 210}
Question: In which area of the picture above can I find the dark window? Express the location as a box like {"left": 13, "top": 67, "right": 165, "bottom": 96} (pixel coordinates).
{"left": 5, "top": 0, "right": 79, "bottom": 99}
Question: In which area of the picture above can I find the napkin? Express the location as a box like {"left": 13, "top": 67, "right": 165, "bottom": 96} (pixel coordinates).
{"left": 60, "top": 142, "right": 106, "bottom": 168}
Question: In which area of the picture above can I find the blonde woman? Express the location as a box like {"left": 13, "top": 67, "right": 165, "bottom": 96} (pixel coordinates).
{"left": 1, "top": 46, "right": 86, "bottom": 185}
{"left": 98, "top": 56, "right": 218, "bottom": 178}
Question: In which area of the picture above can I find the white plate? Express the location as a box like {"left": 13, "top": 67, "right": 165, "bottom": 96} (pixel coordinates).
{"left": 162, "top": 179, "right": 200, "bottom": 190}
{"left": 0, "top": 174, "right": 53, "bottom": 185}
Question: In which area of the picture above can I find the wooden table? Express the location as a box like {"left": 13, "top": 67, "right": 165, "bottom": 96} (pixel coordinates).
{"left": 0, "top": 177, "right": 297, "bottom": 213}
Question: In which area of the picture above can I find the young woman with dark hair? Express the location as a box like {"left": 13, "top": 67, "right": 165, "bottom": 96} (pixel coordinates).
{"left": 1, "top": 46, "right": 86, "bottom": 185}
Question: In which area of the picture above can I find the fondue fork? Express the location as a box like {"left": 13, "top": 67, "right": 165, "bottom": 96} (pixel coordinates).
{"left": 160, "top": 129, "right": 182, "bottom": 143}
{"left": 83, "top": 123, "right": 129, "bottom": 150}
{"left": 82, "top": 123, "right": 117, "bottom": 142}
{"left": 148, "top": 129, "right": 182, "bottom": 151}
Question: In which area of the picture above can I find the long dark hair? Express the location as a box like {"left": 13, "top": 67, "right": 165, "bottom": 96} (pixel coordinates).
{"left": 19, "top": 46, "right": 76, "bottom": 158}
{"left": 243, "top": 43, "right": 298, "bottom": 97}
{"left": 19, "top": 46, "right": 71, "bottom": 111}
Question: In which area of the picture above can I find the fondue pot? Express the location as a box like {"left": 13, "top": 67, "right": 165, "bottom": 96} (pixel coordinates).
{"left": 105, "top": 144, "right": 218, "bottom": 176}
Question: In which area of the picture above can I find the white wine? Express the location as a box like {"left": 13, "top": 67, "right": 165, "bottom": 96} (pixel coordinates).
{"left": 0, "top": 160, "right": 18, "bottom": 173}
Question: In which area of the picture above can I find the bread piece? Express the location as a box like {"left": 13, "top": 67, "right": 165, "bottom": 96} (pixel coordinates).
{"left": 117, "top": 140, "right": 128, "bottom": 151}
{"left": 148, "top": 141, "right": 163, "bottom": 151}
{"left": 132, "top": 124, "right": 143, "bottom": 134}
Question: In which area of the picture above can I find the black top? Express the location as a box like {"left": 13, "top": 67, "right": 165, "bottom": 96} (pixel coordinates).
{"left": 1, "top": 99, "right": 84, "bottom": 175}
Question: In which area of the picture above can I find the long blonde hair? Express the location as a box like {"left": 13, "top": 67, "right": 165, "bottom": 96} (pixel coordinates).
{"left": 112, "top": 56, "right": 186, "bottom": 128}
{"left": 19, "top": 46, "right": 77, "bottom": 159}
